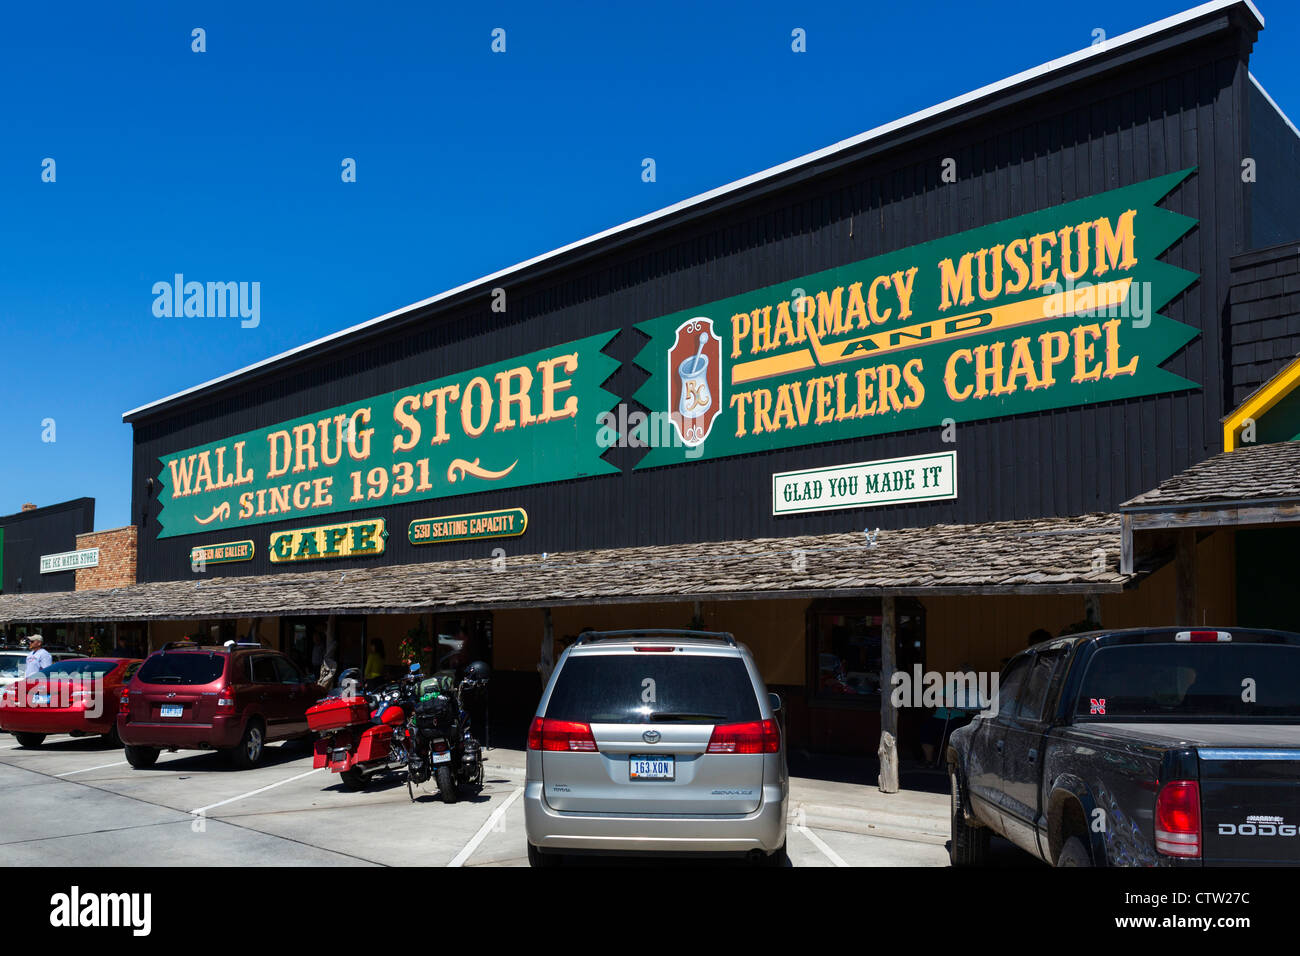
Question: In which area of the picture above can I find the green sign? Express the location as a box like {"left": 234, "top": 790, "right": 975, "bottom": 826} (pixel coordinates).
{"left": 190, "top": 540, "right": 255, "bottom": 566}
{"left": 409, "top": 507, "right": 528, "bottom": 545}
{"left": 156, "top": 332, "right": 620, "bottom": 538}
{"left": 632, "top": 170, "right": 1199, "bottom": 468}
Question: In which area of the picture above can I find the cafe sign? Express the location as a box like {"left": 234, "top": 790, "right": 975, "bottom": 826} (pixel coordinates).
{"left": 40, "top": 548, "right": 99, "bottom": 573}
{"left": 190, "top": 540, "right": 255, "bottom": 566}
{"left": 773, "top": 452, "right": 957, "bottom": 515}
{"left": 633, "top": 170, "right": 1199, "bottom": 468}
{"left": 269, "top": 518, "right": 388, "bottom": 564}
{"left": 409, "top": 507, "right": 528, "bottom": 545}
{"left": 156, "top": 332, "right": 620, "bottom": 538}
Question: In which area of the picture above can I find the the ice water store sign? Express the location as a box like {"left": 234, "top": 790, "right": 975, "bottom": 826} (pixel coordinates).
{"left": 773, "top": 452, "right": 956, "bottom": 515}
{"left": 40, "top": 548, "right": 99, "bottom": 573}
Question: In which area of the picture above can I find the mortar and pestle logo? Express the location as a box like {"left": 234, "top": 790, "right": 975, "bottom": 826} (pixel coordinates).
{"left": 668, "top": 317, "right": 722, "bottom": 447}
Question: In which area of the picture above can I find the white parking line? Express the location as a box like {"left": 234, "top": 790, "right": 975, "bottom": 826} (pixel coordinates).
{"left": 190, "top": 767, "right": 323, "bottom": 816}
{"left": 447, "top": 787, "right": 524, "bottom": 867}
{"left": 55, "top": 760, "right": 128, "bottom": 777}
{"left": 794, "top": 820, "right": 848, "bottom": 867}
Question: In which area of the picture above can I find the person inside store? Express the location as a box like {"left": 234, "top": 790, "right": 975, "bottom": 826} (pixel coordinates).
{"left": 310, "top": 631, "right": 325, "bottom": 676}
{"left": 317, "top": 630, "right": 338, "bottom": 689}
{"left": 364, "top": 638, "right": 386, "bottom": 689}
{"left": 920, "top": 660, "right": 981, "bottom": 766}
{"left": 24, "top": 633, "right": 51, "bottom": 678}
{"left": 1027, "top": 628, "right": 1052, "bottom": 648}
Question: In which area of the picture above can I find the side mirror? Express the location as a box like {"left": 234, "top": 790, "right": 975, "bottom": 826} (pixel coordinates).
{"left": 768, "top": 692, "right": 783, "bottom": 714}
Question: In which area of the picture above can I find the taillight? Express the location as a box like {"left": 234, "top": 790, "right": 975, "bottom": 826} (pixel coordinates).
{"left": 217, "top": 686, "right": 234, "bottom": 708}
{"left": 633, "top": 646, "right": 675, "bottom": 653}
{"left": 118, "top": 693, "right": 131, "bottom": 716}
{"left": 706, "top": 719, "right": 781, "bottom": 754}
{"left": 1175, "top": 630, "right": 1231, "bottom": 642}
{"left": 527, "top": 717, "right": 598, "bottom": 752}
{"left": 1155, "top": 780, "right": 1201, "bottom": 857}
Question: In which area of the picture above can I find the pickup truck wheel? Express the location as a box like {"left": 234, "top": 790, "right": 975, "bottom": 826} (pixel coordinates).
{"left": 13, "top": 732, "right": 46, "bottom": 748}
{"left": 949, "top": 770, "right": 989, "bottom": 866}
{"left": 1056, "top": 836, "right": 1093, "bottom": 867}
{"left": 124, "top": 745, "right": 160, "bottom": 769}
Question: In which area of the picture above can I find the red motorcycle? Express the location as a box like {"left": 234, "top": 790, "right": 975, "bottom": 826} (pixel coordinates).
{"left": 307, "top": 666, "right": 422, "bottom": 790}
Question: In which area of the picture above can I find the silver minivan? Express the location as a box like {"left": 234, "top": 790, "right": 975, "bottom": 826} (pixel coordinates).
{"left": 524, "top": 630, "right": 788, "bottom": 866}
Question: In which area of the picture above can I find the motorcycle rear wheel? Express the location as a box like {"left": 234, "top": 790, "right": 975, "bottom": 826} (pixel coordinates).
{"left": 339, "top": 768, "right": 367, "bottom": 791}
{"left": 436, "top": 765, "right": 457, "bottom": 803}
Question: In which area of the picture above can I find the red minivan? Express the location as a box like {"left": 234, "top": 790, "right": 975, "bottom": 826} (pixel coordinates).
{"left": 118, "top": 642, "right": 325, "bottom": 769}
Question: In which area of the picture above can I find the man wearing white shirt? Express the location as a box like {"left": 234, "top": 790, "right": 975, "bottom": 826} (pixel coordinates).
{"left": 24, "top": 634, "right": 52, "bottom": 678}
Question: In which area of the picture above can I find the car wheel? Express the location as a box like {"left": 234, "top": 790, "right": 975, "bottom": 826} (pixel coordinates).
{"left": 229, "top": 720, "right": 265, "bottom": 770}
{"left": 124, "top": 745, "right": 160, "bottom": 769}
{"left": 757, "top": 840, "right": 788, "bottom": 867}
{"left": 949, "top": 768, "right": 989, "bottom": 866}
{"left": 1056, "top": 835, "right": 1093, "bottom": 867}
{"left": 436, "top": 764, "right": 457, "bottom": 803}
{"left": 527, "top": 843, "right": 559, "bottom": 867}
{"left": 13, "top": 732, "right": 46, "bottom": 748}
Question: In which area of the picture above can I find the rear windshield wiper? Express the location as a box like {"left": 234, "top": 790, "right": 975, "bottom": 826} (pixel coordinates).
{"left": 643, "top": 712, "right": 727, "bottom": 722}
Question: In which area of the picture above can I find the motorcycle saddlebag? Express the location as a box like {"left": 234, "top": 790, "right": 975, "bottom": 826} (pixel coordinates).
{"left": 307, "top": 696, "right": 371, "bottom": 733}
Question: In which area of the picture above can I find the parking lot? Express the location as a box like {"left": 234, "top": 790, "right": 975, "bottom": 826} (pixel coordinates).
{"left": 0, "top": 733, "right": 994, "bottom": 867}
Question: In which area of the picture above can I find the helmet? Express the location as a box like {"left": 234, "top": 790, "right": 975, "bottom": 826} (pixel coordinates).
{"left": 336, "top": 667, "right": 363, "bottom": 698}
{"left": 463, "top": 660, "right": 490, "bottom": 684}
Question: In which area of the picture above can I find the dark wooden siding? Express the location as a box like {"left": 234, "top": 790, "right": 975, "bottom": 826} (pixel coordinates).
{"left": 133, "top": 28, "right": 1258, "bottom": 582}
{"left": 1248, "top": 79, "right": 1300, "bottom": 249}
{"left": 0, "top": 499, "right": 95, "bottom": 595}
{"left": 1228, "top": 241, "right": 1300, "bottom": 405}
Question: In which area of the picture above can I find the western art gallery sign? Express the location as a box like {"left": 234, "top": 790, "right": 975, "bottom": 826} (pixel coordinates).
{"left": 155, "top": 171, "right": 1201, "bottom": 538}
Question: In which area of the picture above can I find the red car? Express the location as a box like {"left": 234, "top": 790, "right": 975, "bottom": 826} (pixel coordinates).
{"left": 0, "top": 657, "right": 143, "bottom": 748}
{"left": 118, "top": 641, "right": 326, "bottom": 769}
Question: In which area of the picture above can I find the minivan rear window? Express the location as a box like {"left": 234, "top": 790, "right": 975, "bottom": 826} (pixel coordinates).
{"left": 137, "top": 653, "right": 226, "bottom": 686}
{"left": 1076, "top": 643, "right": 1300, "bottom": 719}
{"left": 545, "top": 655, "right": 761, "bottom": 724}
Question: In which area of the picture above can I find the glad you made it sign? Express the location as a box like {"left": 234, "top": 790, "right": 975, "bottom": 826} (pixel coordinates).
{"left": 774, "top": 452, "right": 956, "bottom": 515}
{"left": 632, "top": 170, "right": 1200, "bottom": 468}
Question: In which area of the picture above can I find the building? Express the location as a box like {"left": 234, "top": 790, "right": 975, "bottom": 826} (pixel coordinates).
{"left": 2, "top": 0, "right": 1298, "bottom": 757}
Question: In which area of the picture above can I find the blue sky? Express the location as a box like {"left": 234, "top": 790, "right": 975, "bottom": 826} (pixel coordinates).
{"left": 2, "top": 0, "right": 1296, "bottom": 529}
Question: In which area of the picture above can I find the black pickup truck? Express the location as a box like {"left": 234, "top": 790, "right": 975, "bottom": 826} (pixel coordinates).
{"left": 947, "top": 627, "right": 1300, "bottom": 867}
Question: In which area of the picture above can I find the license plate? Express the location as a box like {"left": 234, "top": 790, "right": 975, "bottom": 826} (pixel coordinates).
{"left": 159, "top": 704, "right": 183, "bottom": 718}
{"left": 629, "top": 755, "right": 675, "bottom": 780}
{"left": 30, "top": 694, "right": 50, "bottom": 706}
{"left": 331, "top": 748, "right": 349, "bottom": 764}
{"left": 432, "top": 751, "right": 451, "bottom": 764}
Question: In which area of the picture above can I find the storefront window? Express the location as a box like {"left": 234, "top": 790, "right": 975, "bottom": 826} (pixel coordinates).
{"left": 808, "top": 600, "right": 925, "bottom": 701}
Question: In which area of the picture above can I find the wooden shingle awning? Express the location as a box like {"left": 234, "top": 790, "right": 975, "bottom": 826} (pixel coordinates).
{"left": 0, "top": 513, "right": 1135, "bottom": 624}
{"left": 1120, "top": 440, "right": 1300, "bottom": 530}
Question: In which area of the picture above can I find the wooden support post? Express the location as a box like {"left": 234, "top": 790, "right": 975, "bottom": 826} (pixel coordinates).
{"left": 540, "top": 607, "right": 555, "bottom": 688}
{"left": 1175, "top": 530, "right": 1197, "bottom": 626}
{"left": 1084, "top": 595, "right": 1101, "bottom": 628}
{"left": 247, "top": 617, "right": 260, "bottom": 645}
{"left": 878, "top": 595, "right": 899, "bottom": 794}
